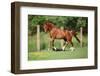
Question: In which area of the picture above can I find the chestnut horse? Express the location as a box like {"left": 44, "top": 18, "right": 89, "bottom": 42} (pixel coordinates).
{"left": 43, "top": 22, "right": 80, "bottom": 51}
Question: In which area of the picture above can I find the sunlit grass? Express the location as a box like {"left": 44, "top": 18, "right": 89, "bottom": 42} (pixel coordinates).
{"left": 28, "top": 47, "right": 88, "bottom": 60}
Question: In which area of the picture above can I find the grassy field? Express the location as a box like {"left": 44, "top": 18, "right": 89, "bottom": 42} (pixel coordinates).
{"left": 28, "top": 32, "right": 88, "bottom": 60}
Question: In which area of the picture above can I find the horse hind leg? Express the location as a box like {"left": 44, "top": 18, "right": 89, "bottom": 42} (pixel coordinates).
{"left": 69, "top": 41, "right": 75, "bottom": 51}
{"left": 62, "top": 41, "right": 68, "bottom": 51}
{"left": 71, "top": 41, "right": 73, "bottom": 47}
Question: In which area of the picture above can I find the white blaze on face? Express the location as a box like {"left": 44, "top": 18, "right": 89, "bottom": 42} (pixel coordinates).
{"left": 44, "top": 25, "right": 47, "bottom": 32}
{"left": 70, "top": 30, "right": 73, "bottom": 36}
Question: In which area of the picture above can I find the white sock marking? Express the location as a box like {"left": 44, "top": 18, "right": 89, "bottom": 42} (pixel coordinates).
{"left": 70, "top": 47, "right": 75, "bottom": 51}
{"left": 53, "top": 47, "right": 56, "bottom": 50}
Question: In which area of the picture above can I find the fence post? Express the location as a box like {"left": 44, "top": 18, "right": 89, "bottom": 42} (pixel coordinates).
{"left": 37, "top": 25, "right": 40, "bottom": 51}
{"left": 80, "top": 27, "right": 83, "bottom": 47}
{"left": 61, "top": 26, "right": 64, "bottom": 47}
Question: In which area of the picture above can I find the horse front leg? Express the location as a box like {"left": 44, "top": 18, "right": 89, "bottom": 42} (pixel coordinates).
{"left": 49, "top": 38, "right": 52, "bottom": 50}
{"left": 52, "top": 39, "right": 57, "bottom": 51}
{"left": 50, "top": 38, "right": 56, "bottom": 51}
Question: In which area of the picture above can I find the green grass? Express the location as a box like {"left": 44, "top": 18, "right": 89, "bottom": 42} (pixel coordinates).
{"left": 28, "top": 32, "right": 88, "bottom": 60}
{"left": 28, "top": 47, "right": 87, "bottom": 60}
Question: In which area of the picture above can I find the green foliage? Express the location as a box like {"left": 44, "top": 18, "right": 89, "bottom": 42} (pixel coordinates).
{"left": 28, "top": 15, "right": 88, "bottom": 35}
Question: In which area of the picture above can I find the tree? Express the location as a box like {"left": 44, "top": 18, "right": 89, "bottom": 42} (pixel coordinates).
{"left": 28, "top": 15, "right": 88, "bottom": 35}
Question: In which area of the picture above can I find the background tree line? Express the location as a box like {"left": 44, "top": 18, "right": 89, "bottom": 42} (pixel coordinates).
{"left": 28, "top": 15, "right": 88, "bottom": 35}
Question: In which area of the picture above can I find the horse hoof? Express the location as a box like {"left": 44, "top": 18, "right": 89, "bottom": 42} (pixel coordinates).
{"left": 52, "top": 47, "right": 57, "bottom": 51}
{"left": 70, "top": 47, "right": 75, "bottom": 51}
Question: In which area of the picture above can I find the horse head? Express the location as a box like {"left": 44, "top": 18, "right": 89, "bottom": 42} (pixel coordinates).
{"left": 43, "top": 22, "right": 54, "bottom": 32}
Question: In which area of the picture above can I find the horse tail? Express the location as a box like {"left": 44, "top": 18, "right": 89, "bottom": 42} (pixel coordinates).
{"left": 74, "top": 35, "right": 80, "bottom": 43}
{"left": 71, "top": 30, "right": 80, "bottom": 43}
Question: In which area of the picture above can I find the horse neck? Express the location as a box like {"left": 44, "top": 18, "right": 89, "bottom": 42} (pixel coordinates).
{"left": 48, "top": 23, "right": 55, "bottom": 31}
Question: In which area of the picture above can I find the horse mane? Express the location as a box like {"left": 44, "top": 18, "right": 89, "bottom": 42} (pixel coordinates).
{"left": 45, "top": 21, "right": 55, "bottom": 26}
